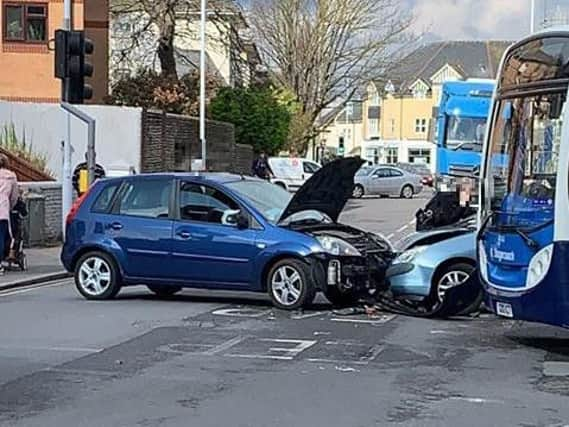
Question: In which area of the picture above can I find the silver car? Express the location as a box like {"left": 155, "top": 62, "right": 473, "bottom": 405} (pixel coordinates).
{"left": 352, "top": 165, "right": 423, "bottom": 199}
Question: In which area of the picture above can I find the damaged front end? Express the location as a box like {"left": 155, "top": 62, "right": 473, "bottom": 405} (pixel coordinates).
{"left": 292, "top": 223, "right": 395, "bottom": 300}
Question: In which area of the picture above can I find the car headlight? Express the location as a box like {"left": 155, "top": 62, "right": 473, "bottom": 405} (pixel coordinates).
{"left": 392, "top": 245, "right": 427, "bottom": 264}
{"left": 526, "top": 244, "right": 553, "bottom": 289}
{"left": 478, "top": 240, "right": 489, "bottom": 283}
{"left": 316, "top": 236, "right": 361, "bottom": 256}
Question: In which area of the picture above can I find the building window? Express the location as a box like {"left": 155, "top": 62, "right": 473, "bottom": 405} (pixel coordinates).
{"left": 369, "top": 119, "right": 379, "bottom": 136}
{"left": 408, "top": 148, "right": 431, "bottom": 165}
{"left": 386, "top": 148, "right": 398, "bottom": 164}
{"left": 3, "top": 3, "right": 47, "bottom": 43}
{"left": 390, "top": 119, "right": 396, "bottom": 134}
{"left": 415, "top": 118, "right": 427, "bottom": 133}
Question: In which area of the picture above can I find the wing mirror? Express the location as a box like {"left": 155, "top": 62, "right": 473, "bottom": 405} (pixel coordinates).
{"left": 222, "top": 209, "right": 250, "bottom": 229}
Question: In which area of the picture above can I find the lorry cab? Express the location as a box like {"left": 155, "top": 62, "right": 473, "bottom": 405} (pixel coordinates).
{"left": 435, "top": 80, "right": 495, "bottom": 188}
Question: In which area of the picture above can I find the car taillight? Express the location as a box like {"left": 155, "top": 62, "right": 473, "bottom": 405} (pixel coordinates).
{"left": 66, "top": 189, "right": 91, "bottom": 225}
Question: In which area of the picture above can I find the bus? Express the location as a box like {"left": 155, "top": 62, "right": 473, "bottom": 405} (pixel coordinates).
{"left": 478, "top": 28, "right": 569, "bottom": 327}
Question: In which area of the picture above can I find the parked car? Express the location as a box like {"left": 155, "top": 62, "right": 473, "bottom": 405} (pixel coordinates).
{"left": 352, "top": 165, "right": 423, "bottom": 199}
{"left": 61, "top": 158, "right": 394, "bottom": 310}
{"left": 386, "top": 224, "right": 482, "bottom": 314}
{"left": 269, "top": 157, "right": 321, "bottom": 192}
{"left": 397, "top": 163, "right": 434, "bottom": 187}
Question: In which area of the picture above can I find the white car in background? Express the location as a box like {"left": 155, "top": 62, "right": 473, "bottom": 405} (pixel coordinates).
{"left": 269, "top": 157, "right": 321, "bottom": 192}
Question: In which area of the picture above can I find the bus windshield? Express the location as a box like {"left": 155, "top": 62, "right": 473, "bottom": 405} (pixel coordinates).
{"left": 484, "top": 91, "right": 565, "bottom": 230}
{"left": 445, "top": 116, "right": 487, "bottom": 151}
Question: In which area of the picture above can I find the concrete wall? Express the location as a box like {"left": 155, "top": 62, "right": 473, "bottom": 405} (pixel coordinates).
{"left": 0, "top": 102, "right": 143, "bottom": 180}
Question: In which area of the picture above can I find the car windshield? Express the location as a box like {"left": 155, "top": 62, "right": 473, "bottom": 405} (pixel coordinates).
{"left": 445, "top": 116, "right": 487, "bottom": 151}
{"left": 226, "top": 180, "right": 292, "bottom": 224}
{"left": 483, "top": 91, "right": 565, "bottom": 230}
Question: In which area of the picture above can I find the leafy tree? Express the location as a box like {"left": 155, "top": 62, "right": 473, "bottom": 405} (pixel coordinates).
{"left": 210, "top": 86, "right": 292, "bottom": 154}
{"left": 104, "top": 69, "right": 219, "bottom": 116}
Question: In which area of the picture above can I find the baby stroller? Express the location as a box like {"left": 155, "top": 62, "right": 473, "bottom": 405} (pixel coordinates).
{"left": 5, "top": 198, "right": 28, "bottom": 271}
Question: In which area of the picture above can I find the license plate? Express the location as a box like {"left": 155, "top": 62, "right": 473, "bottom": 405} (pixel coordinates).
{"left": 496, "top": 302, "right": 513, "bottom": 318}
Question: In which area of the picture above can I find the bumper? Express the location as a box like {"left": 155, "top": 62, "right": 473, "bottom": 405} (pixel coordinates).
{"left": 313, "top": 253, "right": 390, "bottom": 294}
{"left": 386, "top": 262, "right": 433, "bottom": 298}
{"left": 482, "top": 241, "right": 569, "bottom": 327}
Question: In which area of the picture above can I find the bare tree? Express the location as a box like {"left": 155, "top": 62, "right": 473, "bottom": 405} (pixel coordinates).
{"left": 249, "top": 0, "right": 413, "bottom": 151}
{"left": 109, "top": 0, "right": 252, "bottom": 84}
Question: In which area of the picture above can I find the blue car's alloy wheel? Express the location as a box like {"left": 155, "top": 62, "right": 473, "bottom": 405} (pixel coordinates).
{"left": 268, "top": 259, "right": 315, "bottom": 310}
{"left": 75, "top": 252, "right": 122, "bottom": 300}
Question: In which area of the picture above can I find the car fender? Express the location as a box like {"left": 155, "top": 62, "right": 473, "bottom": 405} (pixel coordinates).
{"left": 71, "top": 237, "right": 127, "bottom": 278}
{"left": 252, "top": 241, "right": 321, "bottom": 290}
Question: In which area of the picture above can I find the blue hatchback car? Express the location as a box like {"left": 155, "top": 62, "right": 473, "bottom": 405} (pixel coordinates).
{"left": 61, "top": 158, "right": 394, "bottom": 310}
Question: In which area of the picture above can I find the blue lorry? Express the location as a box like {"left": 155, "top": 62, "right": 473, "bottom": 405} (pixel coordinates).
{"left": 434, "top": 80, "right": 495, "bottom": 187}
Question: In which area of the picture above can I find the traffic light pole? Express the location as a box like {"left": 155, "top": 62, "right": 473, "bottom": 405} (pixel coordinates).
{"left": 61, "top": 102, "right": 96, "bottom": 184}
{"left": 61, "top": 0, "right": 72, "bottom": 238}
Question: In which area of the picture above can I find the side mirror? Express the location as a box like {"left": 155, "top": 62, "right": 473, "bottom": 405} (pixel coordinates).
{"left": 222, "top": 209, "right": 249, "bottom": 229}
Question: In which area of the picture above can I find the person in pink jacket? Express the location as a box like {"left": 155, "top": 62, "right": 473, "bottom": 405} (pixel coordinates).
{"left": 0, "top": 154, "right": 18, "bottom": 275}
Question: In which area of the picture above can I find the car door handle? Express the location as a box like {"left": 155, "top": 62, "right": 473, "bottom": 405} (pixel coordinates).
{"left": 177, "top": 231, "right": 192, "bottom": 240}
{"left": 108, "top": 222, "right": 123, "bottom": 231}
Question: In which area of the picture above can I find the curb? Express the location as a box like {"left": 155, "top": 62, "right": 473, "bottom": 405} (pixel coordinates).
{"left": 0, "top": 272, "right": 71, "bottom": 292}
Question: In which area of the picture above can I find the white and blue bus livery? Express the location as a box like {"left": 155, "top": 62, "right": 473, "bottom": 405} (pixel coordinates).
{"left": 478, "top": 28, "right": 569, "bottom": 327}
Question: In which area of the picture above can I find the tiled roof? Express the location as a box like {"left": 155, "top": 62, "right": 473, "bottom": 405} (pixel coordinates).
{"left": 380, "top": 41, "right": 513, "bottom": 94}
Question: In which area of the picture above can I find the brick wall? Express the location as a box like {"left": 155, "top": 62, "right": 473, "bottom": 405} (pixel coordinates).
{"left": 141, "top": 110, "right": 253, "bottom": 174}
{"left": 20, "top": 182, "right": 62, "bottom": 245}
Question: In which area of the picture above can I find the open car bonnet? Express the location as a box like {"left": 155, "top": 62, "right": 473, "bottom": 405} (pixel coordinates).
{"left": 278, "top": 157, "right": 365, "bottom": 224}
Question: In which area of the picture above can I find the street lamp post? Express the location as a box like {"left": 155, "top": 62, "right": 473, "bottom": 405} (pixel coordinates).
{"left": 199, "top": 0, "right": 207, "bottom": 170}
{"left": 530, "top": 0, "right": 536, "bottom": 33}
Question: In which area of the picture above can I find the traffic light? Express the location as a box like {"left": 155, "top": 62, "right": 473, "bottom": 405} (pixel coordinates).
{"left": 338, "top": 136, "right": 345, "bottom": 156}
{"left": 54, "top": 29, "right": 94, "bottom": 104}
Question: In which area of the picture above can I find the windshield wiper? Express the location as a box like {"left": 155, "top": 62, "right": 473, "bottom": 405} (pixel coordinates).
{"left": 515, "top": 229, "right": 539, "bottom": 251}
{"left": 452, "top": 141, "right": 482, "bottom": 151}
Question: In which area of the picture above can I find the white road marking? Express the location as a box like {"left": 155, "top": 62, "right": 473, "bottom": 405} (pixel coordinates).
{"left": 226, "top": 354, "right": 294, "bottom": 361}
{"left": 307, "top": 358, "right": 369, "bottom": 366}
{"left": 386, "top": 233, "right": 395, "bottom": 240}
{"left": 226, "top": 338, "right": 316, "bottom": 360}
{"left": 448, "top": 396, "right": 504, "bottom": 404}
{"left": 0, "top": 345, "right": 101, "bottom": 353}
{"left": 396, "top": 225, "right": 408, "bottom": 233}
{"left": 291, "top": 311, "right": 326, "bottom": 320}
{"left": 212, "top": 308, "right": 271, "bottom": 318}
{"left": 0, "top": 280, "right": 69, "bottom": 297}
{"left": 204, "top": 336, "right": 247, "bottom": 355}
{"left": 331, "top": 315, "right": 396, "bottom": 325}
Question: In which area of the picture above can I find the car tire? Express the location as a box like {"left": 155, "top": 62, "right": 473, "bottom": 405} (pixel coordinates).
{"left": 75, "top": 251, "right": 121, "bottom": 300}
{"left": 324, "top": 287, "right": 359, "bottom": 307}
{"left": 352, "top": 185, "right": 364, "bottom": 199}
{"left": 401, "top": 185, "right": 414, "bottom": 199}
{"left": 267, "top": 258, "right": 316, "bottom": 310}
{"left": 147, "top": 285, "right": 182, "bottom": 298}
{"left": 431, "top": 262, "right": 481, "bottom": 314}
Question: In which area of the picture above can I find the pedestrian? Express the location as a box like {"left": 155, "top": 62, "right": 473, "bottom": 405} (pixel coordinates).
{"left": 251, "top": 151, "right": 274, "bottom": 180}
{"left": 0, "top": 154, "right": 18, "bottom": 275}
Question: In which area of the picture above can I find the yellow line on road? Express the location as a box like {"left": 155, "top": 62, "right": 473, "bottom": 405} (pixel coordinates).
{"left": 0, "top": 280, "right": 69, "bottom": 297}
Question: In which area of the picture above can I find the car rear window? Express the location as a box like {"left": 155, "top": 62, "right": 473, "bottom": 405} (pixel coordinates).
{"left": 91, "top": 182, "right": 120, "bottom": 213}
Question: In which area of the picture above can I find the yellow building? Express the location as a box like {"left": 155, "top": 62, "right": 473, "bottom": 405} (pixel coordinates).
{"left": 314, "top": 41, "right": 511, "bottom": 172}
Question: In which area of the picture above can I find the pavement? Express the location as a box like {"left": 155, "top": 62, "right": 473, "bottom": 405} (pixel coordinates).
{"left": 8, "top": 197, "right": 569, "bottom": 426}
{"left": 0, "top": 246, "right": 68, "bottom": 291}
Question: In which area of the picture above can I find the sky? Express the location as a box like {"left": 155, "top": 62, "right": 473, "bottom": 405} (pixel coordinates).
{"left": 406, "top": 0, "right": 569, "bottom": 41}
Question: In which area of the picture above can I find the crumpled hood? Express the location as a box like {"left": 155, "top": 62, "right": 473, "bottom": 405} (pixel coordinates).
{"left": 278, "top": 157, "right": 365, "bottom": 224}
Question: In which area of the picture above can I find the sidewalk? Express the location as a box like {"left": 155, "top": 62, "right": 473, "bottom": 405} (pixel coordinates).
{"left": 0, "top": 246, "right": 69, "bottom": 291}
